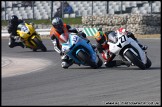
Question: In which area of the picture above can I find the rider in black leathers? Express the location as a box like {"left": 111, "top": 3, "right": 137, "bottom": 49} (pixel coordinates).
{"left": 7, "top": 15, "right": 25, "bottom": 48}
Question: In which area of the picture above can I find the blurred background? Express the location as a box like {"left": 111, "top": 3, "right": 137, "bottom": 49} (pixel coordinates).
{"left": 1, "top": 1, "right": 161, "bottom": 35}
{"left": 1, "top": 1, "right": 161, "bottom": 20}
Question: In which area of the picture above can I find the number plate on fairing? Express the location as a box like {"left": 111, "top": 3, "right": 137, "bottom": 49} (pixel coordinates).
{"left": 108, "top": 33, "right": 129, "bottom": 54}
{"left": 70, "top": 34, "right": 79, "bottom": 45}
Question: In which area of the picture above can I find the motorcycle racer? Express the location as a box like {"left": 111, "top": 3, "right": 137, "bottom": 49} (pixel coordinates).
{"left": 7, "top": 15, "right": 25, "bottom": 48}
{"left": 50, "top": 17, "right": 87, "bottom": 68}
{"left": 94, "top": 28, "right": 148, "bottom": 67}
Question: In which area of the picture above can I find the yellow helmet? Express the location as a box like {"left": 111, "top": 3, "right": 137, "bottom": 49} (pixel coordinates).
{"left": 94, "top": 31, "right": 106, "bottom": 44}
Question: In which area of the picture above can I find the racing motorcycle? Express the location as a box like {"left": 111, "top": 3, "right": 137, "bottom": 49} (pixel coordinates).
{"left": 61, "top": 33, "right": 103, "bottom": 69}
{"left": 16, "top": 22, "right": 47, "bottom": 52}
{"left": 107, "top": 31, "right": 151, "bottom": 70}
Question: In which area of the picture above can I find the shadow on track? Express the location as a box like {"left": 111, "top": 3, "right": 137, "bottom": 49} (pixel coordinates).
{"left": 16, "top": 49, "right": 56, "bottom": 53}
{"left": 66, "top": 65, "right": 160, "bottom": 71}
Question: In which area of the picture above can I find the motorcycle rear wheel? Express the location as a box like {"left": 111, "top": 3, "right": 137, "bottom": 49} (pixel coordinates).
{"left": 97, "top": 56, "right": 103, "bottom": 68}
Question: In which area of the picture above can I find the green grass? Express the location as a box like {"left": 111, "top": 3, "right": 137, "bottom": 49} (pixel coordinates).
{"left": 62, "top": 17, "right": 82, "bottom": 25}
{"left": 1, "top": 17, "right": 82, "bottom": 26}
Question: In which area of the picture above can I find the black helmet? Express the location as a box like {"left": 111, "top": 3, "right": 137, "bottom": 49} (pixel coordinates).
{"left": 52, "top": 17, "right": 63, "bottom": 32}
{"left": 10, "top": 15, "right": 18, "bottom": 24}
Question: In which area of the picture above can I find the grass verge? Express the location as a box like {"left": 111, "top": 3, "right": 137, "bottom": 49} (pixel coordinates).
{"left": 1, "top": 17, "right": 82, "bottom": 26}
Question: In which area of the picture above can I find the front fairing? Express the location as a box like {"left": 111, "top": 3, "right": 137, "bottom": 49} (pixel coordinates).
{"left": 62, "top": 33, "right": 97, "bottom": 65}
{"left": 108, "top": 32, "right": 147, "bottom": 64}
{"left": 17, "top": 23, "right": 36, "bottom": 39}
{"left": 17, "top": 22, "right": 41, "bottom": 48}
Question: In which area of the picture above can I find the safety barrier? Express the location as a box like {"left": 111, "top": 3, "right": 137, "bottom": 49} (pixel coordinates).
{"left": 82, "top": 14, "right": 161, "bottom": 34}
{"left": 83, "top": 28, "right": 98, "bottom": 36}
{"left": 1, "top": 29, "right": 50, "bottom": 37}
{"left": 1, "top": 28, "right": 99, "bottom": 37}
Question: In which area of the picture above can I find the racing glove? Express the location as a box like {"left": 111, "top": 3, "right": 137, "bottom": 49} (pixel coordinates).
{"left": 51, "top": 39, "right": 62, "bottom": 54}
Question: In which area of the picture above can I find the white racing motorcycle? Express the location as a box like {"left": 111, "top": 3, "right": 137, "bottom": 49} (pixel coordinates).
{"left": 107, "top": 31, "right": 151, "bottom": 70}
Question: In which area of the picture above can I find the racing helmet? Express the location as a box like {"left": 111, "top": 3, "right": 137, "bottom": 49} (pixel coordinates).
{"left": 10, "top": 15, "right": 18, "bottom": 24}
{"left": 52, "top": 17, "right": 63, "bottom": 32}
{"left": 94, "top": 31, "right": 106, "bottom": 44}
{"left": 107, "top": 31, "right": 118, "bottom": 43}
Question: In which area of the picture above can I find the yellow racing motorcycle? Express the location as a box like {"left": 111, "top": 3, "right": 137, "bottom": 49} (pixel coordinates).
{"left": 16, "top": 22, "right": 47, "bottom": 52}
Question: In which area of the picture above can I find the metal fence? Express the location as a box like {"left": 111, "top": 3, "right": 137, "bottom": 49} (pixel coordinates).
{"left": 1, "top": 1, "right": 161, "bottom": 21}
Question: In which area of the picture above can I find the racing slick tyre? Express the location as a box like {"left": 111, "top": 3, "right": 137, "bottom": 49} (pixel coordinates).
{"left": 97, "top": 56, "right": 103, "bottom": 68}
{"left": 145, "top": 56, "right": 152, "bottom": 68}
{"left": 33, "top": 38, "right": 47, "bottom": 52}
{"left": 77, "top": 50, "right": 98, "bottom": 69}
{"left": 124, "top": 50, "right": 146, "bottom": 70}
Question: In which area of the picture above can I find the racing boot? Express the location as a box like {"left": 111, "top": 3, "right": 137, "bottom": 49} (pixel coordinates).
{"left": 17, "top": 42, "right": 25, "bottom": 48}
{"left": 8, "top": 37, "right": 15, "bottom": 48}
{"left": 61, "top": 55, "right": 74, "bottom": 69}
{"left": 133, "top": 38, "right": 148, "bottom": 50}
{"left": 134, "top": 40, "right": 148, "bottom": 50}
{"left": 120, "top": 60, "right": 132, "bottom": 67}
{"left": 105, "top": 60, "right": 131, "bottom": 67}
{"left": 8, "top": 38, "right": 24, "bottom": 48}
{"left": 104, "top": 61, "right": 116, "bottom": 67}
{"left": 138, "top": 43, "right": 148, "bottom": 50}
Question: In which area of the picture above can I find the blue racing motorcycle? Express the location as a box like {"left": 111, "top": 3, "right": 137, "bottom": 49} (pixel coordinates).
{"left": 61, "top": 33, "right": 103, "bottom": 69}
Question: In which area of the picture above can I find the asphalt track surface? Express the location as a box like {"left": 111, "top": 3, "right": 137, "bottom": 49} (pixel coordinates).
{"left": 1, "top": 38, "right": 161, "bottom": 106}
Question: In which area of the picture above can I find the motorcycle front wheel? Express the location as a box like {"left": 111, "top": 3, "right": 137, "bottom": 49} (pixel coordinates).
{"left": 77, "top": 50, "right": 98, "bottom": 69}
{"left": 33, "top": 38, "right": 47, "bottom": 52}
{"left": 145, "top": 56, "right": 152, "bottom": 68}
{"left": 124, "top": 50, "right": 146, "bottom": 70}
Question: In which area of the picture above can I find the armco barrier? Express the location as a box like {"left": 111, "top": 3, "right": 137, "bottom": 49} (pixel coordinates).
{"left": 2, "top": 28, "right": 99, "bottom": 37}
